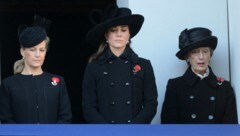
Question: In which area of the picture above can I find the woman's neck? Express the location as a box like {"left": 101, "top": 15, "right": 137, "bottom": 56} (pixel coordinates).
{"left": 109, "top": 46, "right": 126, "bottom": 57}
{"left": 191, "top": 67, "right": 209, "bottom": 79}
{"left": 21, "top": 67, "right": 43, "bottom": 76}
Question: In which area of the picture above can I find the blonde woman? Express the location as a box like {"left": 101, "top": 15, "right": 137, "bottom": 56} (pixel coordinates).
{"left": 0, "top": 21, "right": 72, "bottom": 124}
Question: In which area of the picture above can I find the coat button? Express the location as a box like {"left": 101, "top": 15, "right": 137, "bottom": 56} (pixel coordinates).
{"left": 189, "top": 95, "right": 194, "bottom": 99}
{"left": 191, "top": 114, "right": 196, "bottom": 119}
{"left": 103, "top": 72, "right": 108, "bottom": 75}
{"left": 110, "top": 82, "right": 115, "bottom": 87}
{"left": 109, "top": 61, "right": 113, "bottom": 64}
{"left": 210, "top": 96, "right": 215, "bottom": 101}
{"left": 110, "top": 101, "right": 115, "bottom": 106}
{"left": 126, "top": 101, "right": 131, "bottom": 105}
{"left": 125, "top": 60, "right": 128, "bottom": 63}
{"left": 208, "top": 115, "right": 214, "bottom": 120}
{"left": 111, "top": 120, "right": 115, "bottom": 124}
{"left": 126, "top": 82, "right": 130, "bottom": 86}
{"left": 127, "top": 120, "right": 131, "bottom": 123}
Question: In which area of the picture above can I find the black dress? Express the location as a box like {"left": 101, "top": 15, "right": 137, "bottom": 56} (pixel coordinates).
{"left": 82, "top": 47, "right": 158, "bottom": 124}
{"left": 161, "top": 67, "right": 238, "bottom": 124}
{"left": 0, "top": 72, "right": 72, "bottom": 124}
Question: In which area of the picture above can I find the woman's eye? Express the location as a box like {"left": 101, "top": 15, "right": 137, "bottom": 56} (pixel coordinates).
{"left": 203, "top": 50, "right": 209, "bottom": 53}
{"left": 192, "top": 50, "right": 198, "bottom": 54}
{"left": 110, "top": 29, "right": 116, "bottom": 32}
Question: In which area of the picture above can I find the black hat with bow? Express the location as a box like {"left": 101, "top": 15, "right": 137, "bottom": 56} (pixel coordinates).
{"left": 176, "top": 27, "right": 218, "bottom": 60}
{"left": 18, "top": 14, "right": 51, "bottom": 48}
{"left": 85, "top": 4, "right": 144, "bottom": 46}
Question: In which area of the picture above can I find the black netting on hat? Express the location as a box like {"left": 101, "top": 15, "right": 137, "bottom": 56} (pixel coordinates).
{"left": 18, "top": 14, "right": 51, "bottom": 48}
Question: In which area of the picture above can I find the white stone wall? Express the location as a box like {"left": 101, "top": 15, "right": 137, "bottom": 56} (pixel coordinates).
{"left": 229, "top": 0, "right": 240, "bottom": 123}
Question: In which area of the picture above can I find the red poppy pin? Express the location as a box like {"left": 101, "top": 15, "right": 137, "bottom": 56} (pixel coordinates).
{"left": 133, "top": 64, "right": 141, "bottom": 73}
{"left": 217, "top": 77, "right": 224, "bottom": 85}
{"left": 51, "top": 77, "right": 60, "bottom": 86}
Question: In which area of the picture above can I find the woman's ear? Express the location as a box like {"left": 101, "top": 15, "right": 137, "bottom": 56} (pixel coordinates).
{"left": 20, "top": 48, "right": 24, "bottom": 57}
{"left": 104, "top": 33, "right": 108, "bottom": 41}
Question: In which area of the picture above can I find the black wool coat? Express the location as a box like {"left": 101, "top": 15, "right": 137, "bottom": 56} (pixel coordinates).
{"left": 0, "top": 72, "right": 72, "bottom": 124}
{"left": 161, "top": 67, "right": 238, "bottom": 124}
{"left": 82, "top": 47, "right": 158, "bottom": 124}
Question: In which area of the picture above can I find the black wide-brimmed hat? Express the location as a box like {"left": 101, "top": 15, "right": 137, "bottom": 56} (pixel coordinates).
{"left": 176, "top": 27, "right": 218, "bottom": 60}
{"left": 85, "top": 4, "right": 144, "bottom": 46}
{"left": 18, "top": 14, "right": 51, "bottom": 48}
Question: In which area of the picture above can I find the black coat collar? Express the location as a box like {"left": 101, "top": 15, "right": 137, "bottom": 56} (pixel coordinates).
{"left": 183, "top": 66, "right": 218, "bottom": 87}
{"left": 98, "top": 46, "right": 139, "bottom": 64}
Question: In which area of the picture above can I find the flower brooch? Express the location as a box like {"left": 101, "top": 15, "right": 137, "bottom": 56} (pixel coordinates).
{"left": 51, "top": 77, "right": 60, "bottom": 86}
{"left": 133, "top": 64, "right": 141, "bottom": 74}
{"left": 217, "top": 77, "right": 224, "bottom": 85}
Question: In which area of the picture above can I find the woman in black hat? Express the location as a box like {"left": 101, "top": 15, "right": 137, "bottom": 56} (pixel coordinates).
{"left": 82, "top": 5, "right": 158, "bottom": 124}
{"left": 0, "top": 16, "right": 72, "bottom": 124}
{"left": 161, "top": 27, "right": 238, "bottom": 124}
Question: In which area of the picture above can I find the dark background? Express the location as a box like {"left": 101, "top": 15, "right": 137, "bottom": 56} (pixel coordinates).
{"left": 0, "top": 0, "right": 116, "bottom": 123}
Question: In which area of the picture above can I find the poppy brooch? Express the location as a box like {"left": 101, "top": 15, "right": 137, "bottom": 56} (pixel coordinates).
{"left": 217, "top": 77, "right": 224, "bottom": 85}
{"left": 133, "top": 64, "right": 141, "bottom": 74}
{"left": 51, "top": 77, "right": 60, "bottom": 86}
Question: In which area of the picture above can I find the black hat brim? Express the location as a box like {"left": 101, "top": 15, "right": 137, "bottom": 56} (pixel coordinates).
{"left": 85, "top": 14, "right": 144, "bottom": 46}
{"left": 176, "top": 36, "right": 217, "bottom": 60}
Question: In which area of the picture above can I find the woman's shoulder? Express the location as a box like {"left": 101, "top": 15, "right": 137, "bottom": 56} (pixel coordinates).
{"left": 2, "top": 74, "right": 22, "bottom": 83}
{"left": 167, "top": 76, "right": 184, "bottom": 85}
{"left": 215, "top": 76, "right": 232, "bottom": 87}
{"left": 136, "top": 57, "right": 152, "bottom": 67}
{"left": 41, "top": 72, "right": 67, "bottom": 86}
{"left": 43, "top": 72, "right": 65, "bottom": 80}
{"left": 137, "top": 57, "right": 150, "bottom": 63}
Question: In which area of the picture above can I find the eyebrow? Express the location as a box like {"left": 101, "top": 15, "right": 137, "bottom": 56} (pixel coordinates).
{"left": 112, "top": 25, "right": 128, "bottom": 28}
{"left": 120, "top": 25, "right": 128, "bottom": 27}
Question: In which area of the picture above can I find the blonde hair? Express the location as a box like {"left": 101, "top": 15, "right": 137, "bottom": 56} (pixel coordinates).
{"left": 13, "top": 37, "right": 50, "bottom": 74}
{"left": 88, "top": 41, "right": 108, "bottom": 63}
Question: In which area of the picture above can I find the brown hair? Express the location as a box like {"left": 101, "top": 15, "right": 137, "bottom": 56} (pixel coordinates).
{"left": 88, "top": 41, "right": 108, "bottom": 63}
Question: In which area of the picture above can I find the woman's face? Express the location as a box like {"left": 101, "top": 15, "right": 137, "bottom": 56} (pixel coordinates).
{"left": 187, "top": 47, "right": 211, "bottom": 75}
{"left": 105, "top": 25, "right": 130, "bottom": 51}
{"left": 21, "top": 40, "right": 47, "bottom": 70}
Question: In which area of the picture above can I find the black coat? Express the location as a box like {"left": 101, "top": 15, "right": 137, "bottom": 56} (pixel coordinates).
{"left": 82, "top": 47, "right": 158, "bottom": 124}
{"left": 0, "top": 72, "right": 72, "bottom": 124}
{"left": 161, "top": 67, "right": 238, "bottom": 124}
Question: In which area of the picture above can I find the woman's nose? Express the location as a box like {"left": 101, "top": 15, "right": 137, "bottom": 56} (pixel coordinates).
{"left": 199, "top": 52, "right": 204, "bottom": 58}
{"left": 35, "top": 51, "right": 40, "bottom": 57}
